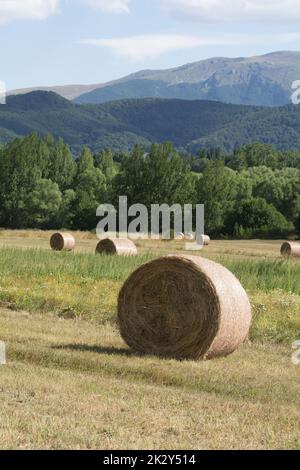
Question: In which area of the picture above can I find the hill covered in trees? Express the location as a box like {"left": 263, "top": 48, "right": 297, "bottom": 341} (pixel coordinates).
{"left": 2, "top": 91, "right": 300, "bottom": 154}
{"left": 0, "top": 134, "right": 300, "bottom": 239}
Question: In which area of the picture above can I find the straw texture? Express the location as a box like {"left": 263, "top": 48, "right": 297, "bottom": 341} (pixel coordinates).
{"left": 281, "top": 242, "right": 300, "bottom": 258}
{"left": 50, "top": 233, "right": 75, "bottom": 252}
{"left": 118, "top": 255, "right": 252, "bottom": 360}
{"left": 96, "top": 238, "right": 138, "bottom": 256}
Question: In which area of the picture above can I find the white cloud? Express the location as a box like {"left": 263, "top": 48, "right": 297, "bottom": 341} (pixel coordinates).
{"left": 0, "top": 0, "right": 60, "bottom": 24}
{"left": 80, "top": 0, "right": 130, "bottom": 13}
{"left": 160, "top": 0, "right": 300, "bottom": 22}
{"left": 81, "top": 34, "right": 242, "bottom": 61}
{"left": 81, "top": 31, "right": 300, "bottom": 61}
{"left": 0, "top": 0, "right": 129, "bottom": 25}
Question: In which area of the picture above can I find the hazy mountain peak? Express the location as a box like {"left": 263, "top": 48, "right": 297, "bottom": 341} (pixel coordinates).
{"left": 7, "top": 51, "right": 300, "bottom": 107}
{"left": 74, "top": 51, "right": 300, "bottom": 106}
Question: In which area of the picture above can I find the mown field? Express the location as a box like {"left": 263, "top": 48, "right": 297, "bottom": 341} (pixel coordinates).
{"left": 0, "top": 231, "right": 300, "bottom": 450}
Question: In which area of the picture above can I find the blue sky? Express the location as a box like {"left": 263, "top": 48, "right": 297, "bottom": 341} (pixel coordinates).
{"left": 1, "top": 0, "right": 300, "bottom": 90}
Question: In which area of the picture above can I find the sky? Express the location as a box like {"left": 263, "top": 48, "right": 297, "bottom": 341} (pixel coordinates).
{"left": 1, "top": 0, "right": 300, "bottom": 90}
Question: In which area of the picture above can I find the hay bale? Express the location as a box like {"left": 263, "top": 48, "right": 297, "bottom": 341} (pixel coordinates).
{"left": 281, "top": 241, "right": 300, "bottom": 258}
{"left": 202, "top": 235, "right": 211, "bottom": 246}
{"left": 174, "top": 232, "right": 184, "bottom": 241}
{"left": 50, "top": 233, "right": 75, "bottom": 252}
{"left": 118, "top": 255, "right": 252, "bottom": 360}
{"left": 96, "top": 238, "right": 137, "bottom": 256}
{"left": 184, "top": 232, "right": 195, "bottom": 241}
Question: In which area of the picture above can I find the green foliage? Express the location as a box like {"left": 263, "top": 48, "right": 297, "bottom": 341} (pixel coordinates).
{"left": 94, "top": 149, "right": 116, "bottom": 180}
{"left": 0, "top": 131, "right": 300, "bottom": 237}
{"left": 229, "top": 143, "right": 278, "bottom": 170}
{"left": 3, "top": 91, "right": 300, "bottom": 154}
{"left": 26, "top": 179, "right": 62, "bottom": 229}
{"left": 114, "top": 143, "right": 196, "bottom": 207}
{"left": 227, "top": 198, "right": 294, "bottom": 238}
{"left": 0, "top": 133, "right": 50, "bottom": 227}
{"left": 196, "top": 160, "right": 237, "bottom": 234}
{"left": 56, "top": 189, "right": 76, "bottom": 228}
{"left": 1, "top": 246, "right": 300, "bottom": 347}
{"left": 48, "top": 138, "right": 76, "bottom": 190}
{"left": 72, "top": 146, "right": 107, "bottom": 230}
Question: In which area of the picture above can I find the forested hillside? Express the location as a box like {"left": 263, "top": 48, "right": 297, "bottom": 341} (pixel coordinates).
{"left": 2, "top": 91, "right": 300, "bottom": 154}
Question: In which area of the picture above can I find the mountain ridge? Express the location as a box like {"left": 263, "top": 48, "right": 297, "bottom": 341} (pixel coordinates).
{"left": 1, "top": 91, "right": 300, "bottom": 154}
{"left": 8, "top": 51, "right": 300, "bottom": 106}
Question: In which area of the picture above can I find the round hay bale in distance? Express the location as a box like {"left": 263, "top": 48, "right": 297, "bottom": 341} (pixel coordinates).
{"left": 184, "top": 232, "right": 195, "bottom": 241}
{"left": 118, "top": 255, "right": 252, "bottom": 360}
{"left": 202, "top": 235, "right": 211, "bottom": 246}
{"left": 96, "top": 238, "right": 137, "bottom": 256}
{"left": 281, "top": 241, "right": 300, "bottom": 258}
{"left": 174, "top": 232, "right": 184, "bottom": 241}
{"left": 50, "top": 233, "right": 75, "bottom": 252}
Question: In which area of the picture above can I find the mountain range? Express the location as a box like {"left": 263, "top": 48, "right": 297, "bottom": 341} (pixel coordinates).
{"left": 8, "top": 51, "right": 300, "bottom": 107}
{"left": 1, "top": 91, "right": 300, "bottom": 154}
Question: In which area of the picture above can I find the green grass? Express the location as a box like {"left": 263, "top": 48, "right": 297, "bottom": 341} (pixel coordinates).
{"left": 0, "top": 247, "right": 156, "bottom": 322}
{"left": 0, "top": 238, "right": 300, "bottom": 449}
{"left": 0, "top": 246, "right": 298, "bottom": 291}
{"left": 0, "top": 247, "right": 155, "bottom": 281}
{"left": 0, "top": 246, "right": 300, "bottom": 345}
{"left": 220, "top": 257, "right": 298, "bottom": 293}
{"left": 0, "top": 309, "right": 299, "bottom": 450}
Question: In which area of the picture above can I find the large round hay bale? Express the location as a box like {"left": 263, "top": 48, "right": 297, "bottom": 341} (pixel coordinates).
{"left": 118, "top": 255, "right": 252, "bottom": 360}
{"left": 281, "top": 241, "right": 300, "bottom": 258}
{"left": 96, "top": 238, "right": 137, "bottom": 256}
{"left": 50, "top": 233, "right": 75, "bottom": 252}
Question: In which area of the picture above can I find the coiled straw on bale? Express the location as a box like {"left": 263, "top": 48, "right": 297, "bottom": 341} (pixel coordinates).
{"left": 118, "top": 255, "right": 252, "bottom": 360}
{"left": 281, "top": 241, "right": 300, "bottom": 258}
{"left": 50, "top": 233, "right": 75, "bottom": 252}
{"left": 96, "top": 238, "right": 137, "bottom": 256}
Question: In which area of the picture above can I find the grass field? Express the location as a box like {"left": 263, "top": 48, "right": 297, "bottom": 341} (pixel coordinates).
{"left": 0, "top": 231, "right": 300, "bottom": 449}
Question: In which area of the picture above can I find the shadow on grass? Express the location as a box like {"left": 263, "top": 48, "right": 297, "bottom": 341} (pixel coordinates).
{"left": 52, "top": 343, "right": 141, "bottom": 358}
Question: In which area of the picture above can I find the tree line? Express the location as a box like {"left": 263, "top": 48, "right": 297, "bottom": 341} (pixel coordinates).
{"left": 0, "top": 134, "right": 299, "bottom": 238}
